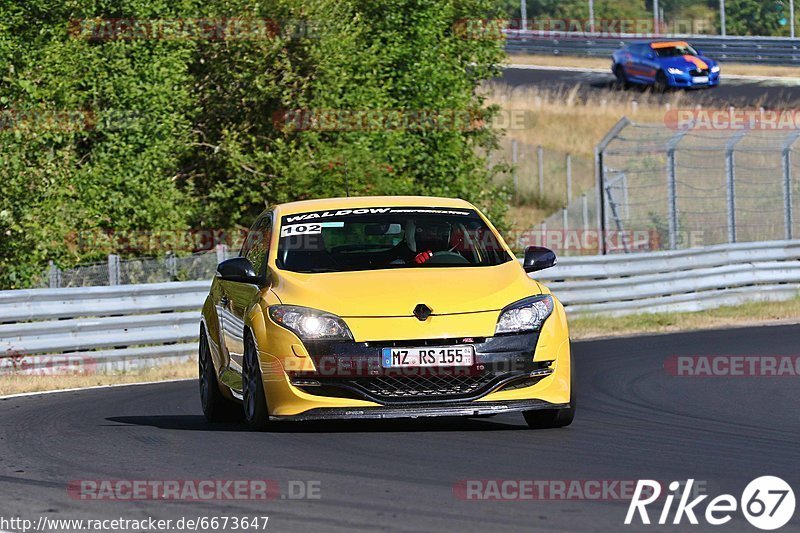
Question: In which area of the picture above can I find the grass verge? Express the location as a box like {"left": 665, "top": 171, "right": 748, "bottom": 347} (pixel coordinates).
{"left": 0, "top": 360, "right": 196, "bottom": 397}
{"left": 570, "top": 297, "right": 800, "bottom": 340}
{"left": 507, "top": 53, "right": 800, "bottom": 79}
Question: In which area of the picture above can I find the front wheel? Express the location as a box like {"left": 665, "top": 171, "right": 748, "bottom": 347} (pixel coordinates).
{"left": 653, "top": 70, "right": 668, "bottom": 93}
{"left": 613, "top": 64, "right": 628, "bottom": 88}
{"left": 242, "top": 333, "right": 270, "bottom": 431}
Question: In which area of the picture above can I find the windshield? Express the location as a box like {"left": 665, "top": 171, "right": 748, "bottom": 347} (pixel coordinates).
{"left": 654, "top": 44, "right": 698, "bottom": 58}
{"left": 276, "top": 207, "right": 512, "bottom": 273}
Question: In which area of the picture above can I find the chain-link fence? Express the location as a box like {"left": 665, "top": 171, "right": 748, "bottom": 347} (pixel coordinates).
{"left": 491, "top": 138, "right": 594, "bottom": 208}
{"left": 41, "top": 246, "right": 234, "bottom": 288}
{"left": 535, "top": 117, "right": 800, "bottom": 255}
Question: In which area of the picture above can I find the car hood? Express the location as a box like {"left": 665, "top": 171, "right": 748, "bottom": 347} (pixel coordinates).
{"left": 271, "top": 260, "right": 541, "bottom": 318}
{"left": 660, "top": 55, "right": 715, "bottom": 70}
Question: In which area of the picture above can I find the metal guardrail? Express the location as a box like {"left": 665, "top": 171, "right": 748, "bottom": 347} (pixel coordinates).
{"left": 0, "top": 281, "right": 209, "bottom": 374}
{"left": 505, "top": 32, "right": 800, "bottom": 65}
{"left": 0, "top": 240, "right": 798, "bottom": 373}
{"left": 536, "top": 240, "right": 800, "bottom": 314}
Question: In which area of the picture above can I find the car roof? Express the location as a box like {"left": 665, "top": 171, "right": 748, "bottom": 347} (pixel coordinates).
{"left": 649, "top": 40, "right": 690, "bottom": 49}
{"left": 273, "top": 195, "right": 476, "bottom": 216}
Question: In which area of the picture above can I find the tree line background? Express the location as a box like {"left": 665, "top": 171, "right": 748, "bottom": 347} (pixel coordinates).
{"left": 503, "top": 0, "right": 799, "bottom": 37}
{"left": 0, "top": 0, "right": 509, "bottom": 289}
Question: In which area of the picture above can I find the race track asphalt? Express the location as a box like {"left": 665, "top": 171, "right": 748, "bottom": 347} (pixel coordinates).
{"left": 0, "top": 324, "right": 798, "bottom": 532}
{"left": 497, "top": 66, "right": 800, "bottom": 107}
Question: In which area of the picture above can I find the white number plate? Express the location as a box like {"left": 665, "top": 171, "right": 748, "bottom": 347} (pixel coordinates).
{"left": 381, "top": 346, "right": 475, "bottom": 368}
{"left": 692, "top": 76, "right": 709, "bottom": 84}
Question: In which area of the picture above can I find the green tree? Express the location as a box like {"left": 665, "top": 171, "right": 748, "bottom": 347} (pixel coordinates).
{"left": 0, "top": 0, "right": 196, "bottom": 288}
{"left": 184, "top": 0, "right": 510, "bottom": 229}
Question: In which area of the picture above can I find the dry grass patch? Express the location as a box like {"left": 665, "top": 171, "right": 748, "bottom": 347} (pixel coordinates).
{"left": 570, "top": 297, "right": 800, "bottom": 340}
{"left": 0, "top": 360, "right": 196, "bottom": 397}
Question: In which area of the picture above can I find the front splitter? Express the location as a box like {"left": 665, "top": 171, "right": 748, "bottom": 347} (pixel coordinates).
{"left": 270, "top": 399, "right": 569, "bottom": 422}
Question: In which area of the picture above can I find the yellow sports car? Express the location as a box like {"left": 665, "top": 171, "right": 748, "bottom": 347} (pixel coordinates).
{"left": 199, "top": 196, "right": 574, "bottom": 429}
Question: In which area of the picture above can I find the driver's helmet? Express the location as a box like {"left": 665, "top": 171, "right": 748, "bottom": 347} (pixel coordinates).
{"left": 414, "top": 221, "right": 451, "bottom": 253}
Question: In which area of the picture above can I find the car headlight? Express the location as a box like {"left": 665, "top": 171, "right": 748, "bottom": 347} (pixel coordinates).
{"left": 667, "top": 67, "right": 684, "bottom": 75}
{"left": 269, "top": 305, "right": 353, "bottom": 341}
{"left": 711, "top": 65, "right": 720, "bottom": 73}
{"left": 495, "top": 295, "right": 554, "bottom": 335}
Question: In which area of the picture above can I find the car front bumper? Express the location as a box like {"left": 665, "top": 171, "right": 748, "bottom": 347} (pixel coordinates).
{"left": 667, "top": 70, "right": 720, "bottom": 87}
{"left": 270, "top": 398, "right": 570, "bottom": 421}
{"left": 256, "top": 314, "right": 572, "bottom": 418}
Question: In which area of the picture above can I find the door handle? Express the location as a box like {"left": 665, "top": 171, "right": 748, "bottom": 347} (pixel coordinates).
{"left": 220, "top": 295, "right": 230, "bottom": 306}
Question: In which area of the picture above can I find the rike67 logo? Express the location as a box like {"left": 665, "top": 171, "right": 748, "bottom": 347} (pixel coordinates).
{"left": 626, "top": 477, "right": 795, "bottom": 530}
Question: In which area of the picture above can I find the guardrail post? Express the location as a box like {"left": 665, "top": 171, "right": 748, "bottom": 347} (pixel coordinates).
{"left": 725, "top": 132, "right": 746, "bottom": 243}
{"left": 781, "top": 132, "right": 800, "bottom": 240}
{"left": 48, "top": 261, "right": 61, "bottom": 289}
{"left": 108, "top": 254, "right": 120, "bottom": 285}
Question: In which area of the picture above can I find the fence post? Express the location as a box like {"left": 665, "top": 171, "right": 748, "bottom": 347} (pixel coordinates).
{"left": 566, "top": 154, "right": 572, "bottom": 204}
{"left": 511, "top": 139, "right": 519, "bottom": 199}
{"left": 594, "top": 117, "right": 630, "bottom": 255}
{"left": 581, "top": 194, "right": 589, "bottom": 231}
{"left": 665, "top": 129, "right": 687, "bottom": 250}
{"left": 782, "top": 132, "right": 800, "bottom": 240}
{"left": 537, "top": 145, "right": 544, "bottom": 196}
{"left": 166, "top": 252, "right": 177, "bottom": 280}
{"left": 216, "top": 244, "right": 228, "bottom": 264}
{"left": 48, "top": 261, "right": 61, "bottom": 289}
{"left": 666, "top": 151, "right": 678, "bottom": 250}
{"left": 725, "top": 132, "right": 746, "bottom": 244}
{"left": 108, "top": 254, "right": 120, "bottom": 285}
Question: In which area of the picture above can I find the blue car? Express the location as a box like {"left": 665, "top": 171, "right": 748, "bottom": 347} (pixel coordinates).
{"left": 611, "top": 41, "right": 720, "bottom": 90}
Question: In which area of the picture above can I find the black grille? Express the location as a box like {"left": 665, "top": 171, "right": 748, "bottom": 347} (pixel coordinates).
{"left": 300, "top": 372, "right": 509, "bottom": 404}
{"left": 689, "top": 69, "right": 709, "bottom": 77}
{"left": 356, "top": 373, "right": 495, "bottom": 399}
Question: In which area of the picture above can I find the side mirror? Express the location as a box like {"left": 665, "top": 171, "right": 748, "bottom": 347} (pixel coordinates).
{"left": 216, "top": 257, "right": 260, "bottom": 284}
{"left": 523, "top": 246, "right": 557, "bottom": 273}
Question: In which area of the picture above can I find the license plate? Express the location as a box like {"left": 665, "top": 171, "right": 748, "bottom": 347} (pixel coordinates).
{"left": 692, "top": 76, "right": 709, "bottom": 83}
{"left": 381, "top": 346, "right": 475, "bottom": 368}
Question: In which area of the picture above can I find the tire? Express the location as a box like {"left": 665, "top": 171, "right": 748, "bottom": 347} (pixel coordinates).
{"left": 613, "top": 64, "right": 628, "bottom": 88}
{"left": 653, "top": 70, "right": 668, "bottom": 93}
{"left": 523, "top": 354, "right": 575, "bottom": 429}
{"left": 242, "top": 333, "right": 270, "bottom": 431}
{"left": 199, "top": 327, "right": 241, "bottom": 422}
